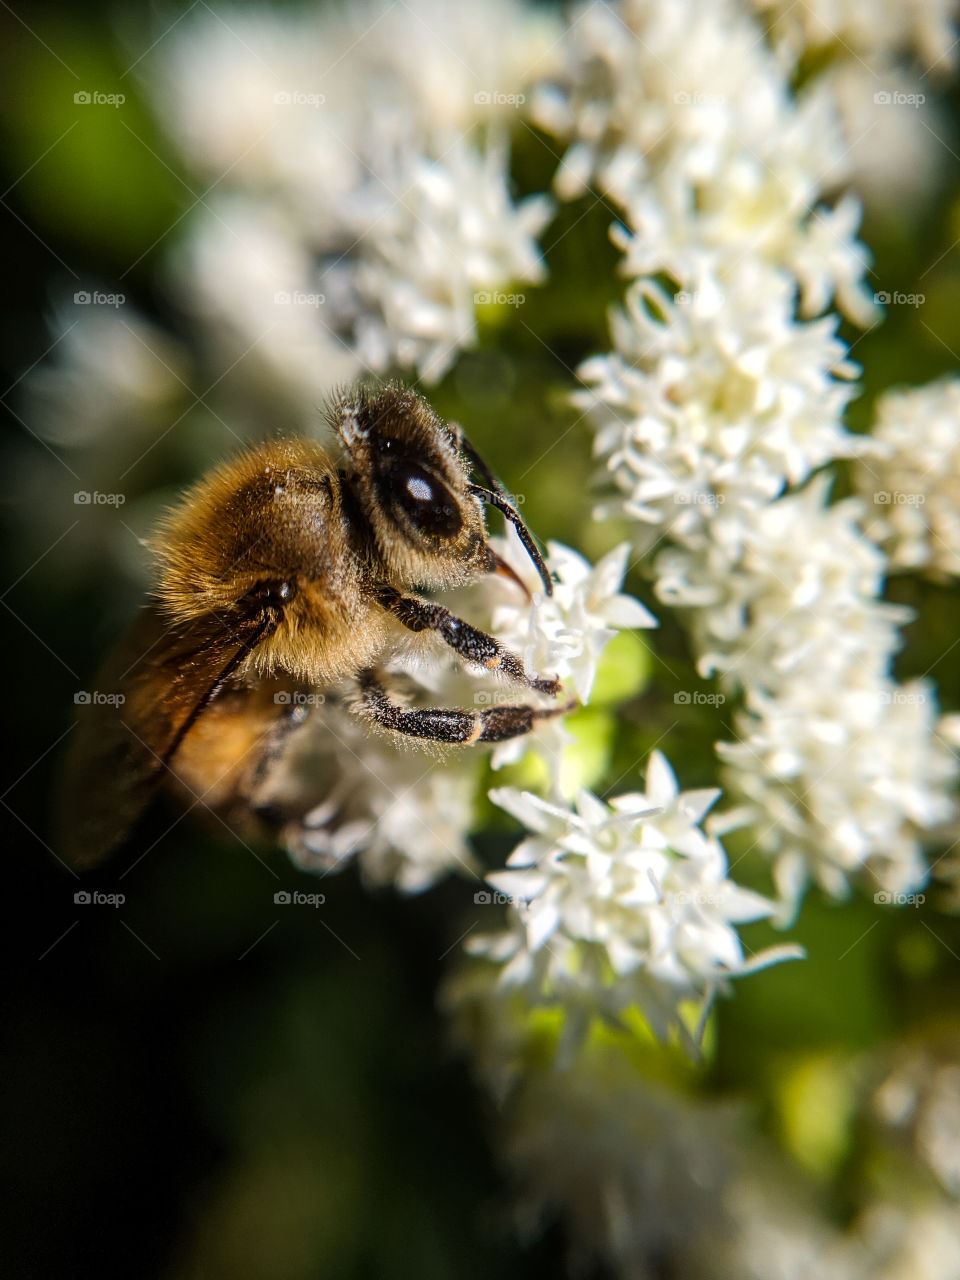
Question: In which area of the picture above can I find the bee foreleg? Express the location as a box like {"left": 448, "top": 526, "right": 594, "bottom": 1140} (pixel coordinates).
{"left": 356, "top": 674, "right": 573, "bottom": 744}
{"left": 374, "top": 585, "right": 559, "bottom": 696}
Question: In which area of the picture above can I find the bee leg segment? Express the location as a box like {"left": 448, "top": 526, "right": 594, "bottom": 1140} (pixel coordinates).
{"left": 374, "top": 585, "right": 559, "bottom": 695}
{"left": 357, "top": 675, "right": 573, "bottom": 744}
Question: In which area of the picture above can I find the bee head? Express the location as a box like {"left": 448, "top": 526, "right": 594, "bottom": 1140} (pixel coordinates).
{"left": 329, "top": 382, "right": 488, "bottom": 589}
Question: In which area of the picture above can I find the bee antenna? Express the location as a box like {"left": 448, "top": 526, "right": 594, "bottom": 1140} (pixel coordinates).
{"left": 456, "top": 432, "right": 502, "bottom": 495}
{"left": 467, "top": 484, "right": 554, "bottom": 597}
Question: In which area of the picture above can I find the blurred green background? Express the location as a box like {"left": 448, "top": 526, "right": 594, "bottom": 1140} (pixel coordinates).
{"left": 2, "top": 2, "right": 960, "bottom": 1278}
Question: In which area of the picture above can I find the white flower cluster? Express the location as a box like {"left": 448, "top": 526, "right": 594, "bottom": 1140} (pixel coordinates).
{"left": 150, "top": 1, "right": 559, "bottom": 385}
{"left": 874, "top": 1046, "right": 960, "bottom": 1199}
{"left": 747, "top": 0, "right": 959, "bottom": 217}
{"left": 578, "top": 272, "right": 863, "bottom": 548}
{"left": 323, "top": 140, "right": 552, "bottom": 383}
{"left": 467, "top": 753, "right": 800, "bottom": 1050}
{"left": 479, "top": 529, "right": 656, "bottom": 780}
{"left": 749, "top": 0, "right": 959, "bottom": 71}
{"left": 498, "top": 1053, "right": 747, "bottom": 1278}
{"left": 14, "top": 309, "right": 192, "bottom": 581}
{"left": 458, "top": 1029, "right": 960, "bottom": 1280}
{"left": 281, "top": 699, "right": 480, "bottom": 894}
{"left": 551, "top": 0, "right": 958, "bottom": 906}
{"left": 534, "top": 0, "right": 877, "bottom": 325}
{"left": 491, "top": 539, "right": 656, "bottom": 704}
{"left": 856, "top": 378, "right": 960, "bottom": 579}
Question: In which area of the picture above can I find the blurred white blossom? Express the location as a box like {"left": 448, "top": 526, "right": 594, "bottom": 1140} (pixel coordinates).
{"left": 820, "top": 62, "right": 947, "bottom": 214}
{"left": 281, "top": 697, "right": 479, "bottom": 894}
{"left": 14, "top": 307, "right": 191, "bottom": 581}
{"left": 874, "top": 1046, "right": 960, "bottom": 1199}
{"left": 748, "top": 0, "right": 958, "bottom": 218}
{"left": 151, "top": 0, "right": 560, "bottom": 385}
{"left": 325, "top": 139, "right": 553, "bottom": 381}
{"left": 857, "top": 378, "right": 960, "bottom": 579}
{"left": 719, "top": 678, "right": 956, "bottom": 904}
{"left": 500, "top": 1052, "right": 750, "bottom": 1278}
{"left": 749, "top": 0, "right": 959, "bottom": 71}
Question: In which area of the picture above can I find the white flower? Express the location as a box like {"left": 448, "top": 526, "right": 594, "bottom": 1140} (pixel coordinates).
{"left": 278, "top": 514, "right": 655, "bottom": 893}
{"left": 169, "top": 197, "right": 361, "bottom": 414}
{"left": 280, "top": 696, "right": 479, "bottom": 894}
{"left": 874, "top": 1048, "right": 960, "bottom": 1199}
{"left": 578, "top": 268, "right": 863, "bottom": 552}
{"left": 646, "top": 472, "right": 958, "bottom": 906}
{"left": 25, "top": 306, "right": 187, "bottom": 448}
{"left": 719, "top": 678, "right": 956, "bottom": 905}
{"left": 328, "top": 139, "right": 553, "bottom": 382}
{"left": 749, "top": 0, "right": 960, "bottom": 72}
{"left": 497, "top": 1050, "right": 750, "bottom": 1278}
{"left": 468, "top": 753, "right": 800, "bottom": 1048}
{"left": 654, "top": 478, "right": 908, "bottom": 688}
{"left": 816, "top": 63, "right": 946, "bottom": 214}
{"left": 856, "top": 378, "right": 960, "bottom": 579}
{"left": 533, "top": 0, "right": 875, "bottom": 324}
{"left": 486, "top": 528, "right": 657, "bottom": 706}
{"left": 851, "top": 1200, "right": 960, "bottom": 1280}
{"left": 15, "top": 305, "right": 189, "bottom": 582}
{"left": 791, "top": 195, "right": 879, "bottom": 328}
{"left": 150, "top": 8, "right": 362, "bottom": 206}
{"left": 272, "top": 519, "right": 657, "bottom": 894}
{"left": 151, "top": 0, "right": 559, "bottom": 383}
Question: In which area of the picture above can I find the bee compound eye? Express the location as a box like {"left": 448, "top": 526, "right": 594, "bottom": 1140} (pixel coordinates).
{"left": 394, "top": 461, "right": 462, "bottom": 539}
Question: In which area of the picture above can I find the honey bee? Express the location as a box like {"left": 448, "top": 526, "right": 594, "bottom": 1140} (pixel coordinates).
{"left": 59, "top": 382, "right": 570, "bottom": 870}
